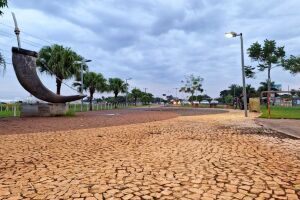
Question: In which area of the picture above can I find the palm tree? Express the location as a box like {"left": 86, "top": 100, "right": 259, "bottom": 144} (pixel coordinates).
{"left": 36, "top": 44, "right": 86, "bottom": 95}
{"left": 0, "top": 0, "right": 8, "bottom": 74}
{"left": 131, "top": 88, "right": 142, "bottom": 106}
{"left": 0, "top": 0, "right": 8, "bottom": 16}
{"left": 108, "top": 78, "right": 128, "bottom": 108}
{"left": 74, "top": 72, "right": 107, "bottom": 111}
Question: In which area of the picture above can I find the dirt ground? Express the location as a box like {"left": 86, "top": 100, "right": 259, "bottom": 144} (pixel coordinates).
{"left": 0, "top": 108, "right": 299, "bottom": 200}
{"left": 0, "top": 107, "right": 227, "bottom": 135}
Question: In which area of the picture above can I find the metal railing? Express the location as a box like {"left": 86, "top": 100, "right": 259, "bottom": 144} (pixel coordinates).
{"left": 0, "top": 102, "right": 137, "bottom": 118}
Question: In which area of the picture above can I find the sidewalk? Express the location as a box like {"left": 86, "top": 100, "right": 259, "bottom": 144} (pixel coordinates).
{"left": 256, "top": 118, "right": 300, "bottom": 139}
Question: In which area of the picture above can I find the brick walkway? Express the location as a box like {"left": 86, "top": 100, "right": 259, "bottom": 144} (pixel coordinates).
{"left": 0, "top": 111, "right": 299, "bottom": 199}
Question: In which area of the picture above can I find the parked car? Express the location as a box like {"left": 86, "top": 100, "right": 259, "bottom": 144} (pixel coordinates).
{"left": 200, "top": 100, "right": 209, "bottom": 104}
{"left": 210, "top": 100, "right": 219, "bottom": 104}
{"left": 192, "top": 101, "right": 199, "bottom": 105}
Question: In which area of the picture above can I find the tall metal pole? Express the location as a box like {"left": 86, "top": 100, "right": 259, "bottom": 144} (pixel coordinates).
{"left": 11, "top": 12, "right": 21, "bottom": 49}
{"left": 125, "top": 79, "right": 128, "bottom": 107}
{"left": 240, "top": 33, "right": 248, "bottom": 117}
{"left": 80, "top": 63, "right": 83, "bottom": 111}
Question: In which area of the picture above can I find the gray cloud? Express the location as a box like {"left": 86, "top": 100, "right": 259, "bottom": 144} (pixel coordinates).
{"left": 0, "top": 0, "right": 299, "bottom": 100}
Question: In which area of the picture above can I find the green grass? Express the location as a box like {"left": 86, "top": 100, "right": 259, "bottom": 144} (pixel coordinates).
{"left": 0, "top": 105, "right": 20, "bottom": 117}
{"left": 260, "top": 106, "right": 300, "bottom": 119}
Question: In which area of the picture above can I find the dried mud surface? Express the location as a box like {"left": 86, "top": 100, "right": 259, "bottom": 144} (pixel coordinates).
{"left": 0, "top": 110, "right": 299, "bottom": 199}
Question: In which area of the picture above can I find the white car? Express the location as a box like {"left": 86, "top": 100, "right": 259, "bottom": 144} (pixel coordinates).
{"left": 192, "top": 101, "right": 199, "bottom": 105}
{"left": 210, "top": 100, "right": 219, "bottom": 104}
{"left": 200, "top": 100, "right": 209, "bottom": 104}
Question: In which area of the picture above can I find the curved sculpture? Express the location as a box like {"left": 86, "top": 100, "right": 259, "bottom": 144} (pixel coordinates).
{"left": 12, "top": 47, "right": 86, "bottom": 103}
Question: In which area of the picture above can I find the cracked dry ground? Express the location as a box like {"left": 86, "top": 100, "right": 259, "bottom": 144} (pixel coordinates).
{"left": 0, "top": 111, "right": 299, "bottom": 200}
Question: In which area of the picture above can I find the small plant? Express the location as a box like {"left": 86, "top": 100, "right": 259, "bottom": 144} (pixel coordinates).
{"left": 65, "top": 109, "right": 75, "bottom": 117}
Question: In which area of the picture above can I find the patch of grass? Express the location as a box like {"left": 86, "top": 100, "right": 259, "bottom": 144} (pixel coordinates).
{"left": 260, "top": 106, "right": 300, "bottom": 119}
{"left": 64, "top": 109, "right": 76, "bottom": 117}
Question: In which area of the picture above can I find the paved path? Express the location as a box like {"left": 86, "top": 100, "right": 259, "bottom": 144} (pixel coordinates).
{"left": 0, "top": 111, "right": 299, "bottom": 199}
{"left": 256, "top": 118, "right": 300, "bottom": 139}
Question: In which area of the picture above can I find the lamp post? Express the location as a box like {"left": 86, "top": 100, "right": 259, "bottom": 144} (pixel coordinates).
{"left": 80, "top": 59, "right": 92, "bottom": 112}
{"left": 225, "top": 31, "right": 248, "bottom": 117}
{"left": 125, "top": 77, "right": 132, "bottom": 107}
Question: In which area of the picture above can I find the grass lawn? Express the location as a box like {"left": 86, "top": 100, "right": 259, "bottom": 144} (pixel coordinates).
{"left": 260, "top": 106, "right": 300, "bottom": 119}
{"left": 0, "top": 110, "right": 20, "bottom": 117}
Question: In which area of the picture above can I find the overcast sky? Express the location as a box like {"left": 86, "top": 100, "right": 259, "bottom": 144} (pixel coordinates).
{"left": 0, "top": 0, "right": 299, "bottom": 101}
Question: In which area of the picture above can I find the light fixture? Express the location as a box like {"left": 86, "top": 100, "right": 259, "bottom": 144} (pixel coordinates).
{"left": 225, "top": 32, "right": 238, "bottom": 38}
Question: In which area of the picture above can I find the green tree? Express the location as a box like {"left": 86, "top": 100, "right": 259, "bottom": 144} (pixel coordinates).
{"left": 180, "top": 74, "right": 204, "bottom": 102}
{"left": 0, "top": 0, "right": 7, "bottom": 15}
{"left": 247, "top": 39, "right": 285, "bottom": 92}
{"left": 0, "top": 0, "right": 8, "bottom": 72}
{"left": 219, "top": 84, "right": 257, "bottom": 103}
{"left": 224, "top": 95, "right": 233, "bottom": 105}
{"left": 0, "top": 53, "right": 5, "bottom": 74}
{"left": 284, "top": 55, "right": 300, "bottom": 75}
{"left": 257, "top": 80, "right": 278, "bottom": 97}
{"left": 108, "top": 78, "right": 128, "bottom": 108}
{"left": 74, "top": 72, "right": 107, "bottom": 111}
{"left": 189, "top": 94, "right": 211, "bottom": 102}
{"left": 37, "top": 44, "right": 85, "bottom": 95}
{"left": 141, "top": 93, "right": 153, "bottom": 105}
{"left": 131, "top": 88, "right": 142, "bottom": 106}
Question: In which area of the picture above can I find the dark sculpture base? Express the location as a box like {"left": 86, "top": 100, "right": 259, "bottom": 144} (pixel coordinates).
{"left": 20, "top": 103, "right": 68, "bottom": 117}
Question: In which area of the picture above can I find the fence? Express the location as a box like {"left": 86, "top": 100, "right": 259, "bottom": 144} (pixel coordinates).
{"left": 0, "top": 104, "right": 20, "bottom": 117}
{"left": 0, "top": 102, "right": 136, "bottom": 118}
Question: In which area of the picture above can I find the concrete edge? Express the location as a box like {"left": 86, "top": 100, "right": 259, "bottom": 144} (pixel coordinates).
{"left": 254, "top": 119, "right": 300, "bottom": 139}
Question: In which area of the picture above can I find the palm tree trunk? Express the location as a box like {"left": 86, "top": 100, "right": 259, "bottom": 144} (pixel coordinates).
{"left": 267, "top": 66, "right": 271, "bottom": 92}
{"left": 114, "top": 93, "right": 118, "bottom": 109}
{"left": 89, "top": 92, "right": 94, "bottom": 111}
{"left": 56, "top": 77, "right": 62, "bottom": 95}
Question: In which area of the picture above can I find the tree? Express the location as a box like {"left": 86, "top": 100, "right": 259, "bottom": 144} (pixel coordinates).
{"left": 131, "top": 88, "right": 142, "bottom": 106}
{"left": 284, "top": 55, "right": 300, "bottom": 75}
{"left": 0, "top": 0, "right": 8, "bottom": 73}
{"left": 37, "top": 44, "right": 85, "bottom": 95}
{"left": 290, "top": 89, "right": 300, "bottom": 97}
{"left": 0, "top": 53, "right": 5, "bottom": 74}
{"left": 108, "top": 78, "right": 128, "bottom": 108}
{"left": 219, "top": 84, "right": 257, "bottom": 103}
{"left": 180, "top": 74, "right": 204, "bottom": 102}
{"left": 0, "top": 0, "right": 7, "bottom": 16}
{"left": 141, "top": 93, "right": 153, "bottom": 105}
{"left": 73, "top": 72, "right": 107, "bottom": 111}
{"left": 247, "top": 39, "right": 285, "bottom": 92}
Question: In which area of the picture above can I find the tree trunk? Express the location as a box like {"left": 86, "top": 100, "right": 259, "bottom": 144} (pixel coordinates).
{"left": 114, "top": 93, "right": 118, "bottom": 108}
{"left": 89, "top": 92, "right": 94, "bottom": 111}
{"left": 267, "top": 65, "right": 271, "bottom": 118}
{"left": 267, "top": 66, "right": 271, "bottom": 92}
{"left": 56, "top": 77, "right": 62, "bottom": 95}
{"left": 134, "top": 97, "right": 137, "bottom": 106}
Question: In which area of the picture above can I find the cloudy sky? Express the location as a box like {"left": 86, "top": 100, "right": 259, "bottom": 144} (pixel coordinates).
{"left": 0, "top": 0, "right": 299, "bottom": 101}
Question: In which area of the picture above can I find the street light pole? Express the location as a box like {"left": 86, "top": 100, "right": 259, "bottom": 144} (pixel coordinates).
{"left": 80, "top": 63, "right": 83, "bottom": 112}
{"left": 239, "top": 33, "right": 248, "bottom": 117}
{"left": 225, "top": 31, "right": 248, "bottom": 117}
{"left": 125, "top": 78, "right": 132, "bottom": 107}
{"left": 79, "top": 59, "right": 92, "bottom": 112}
